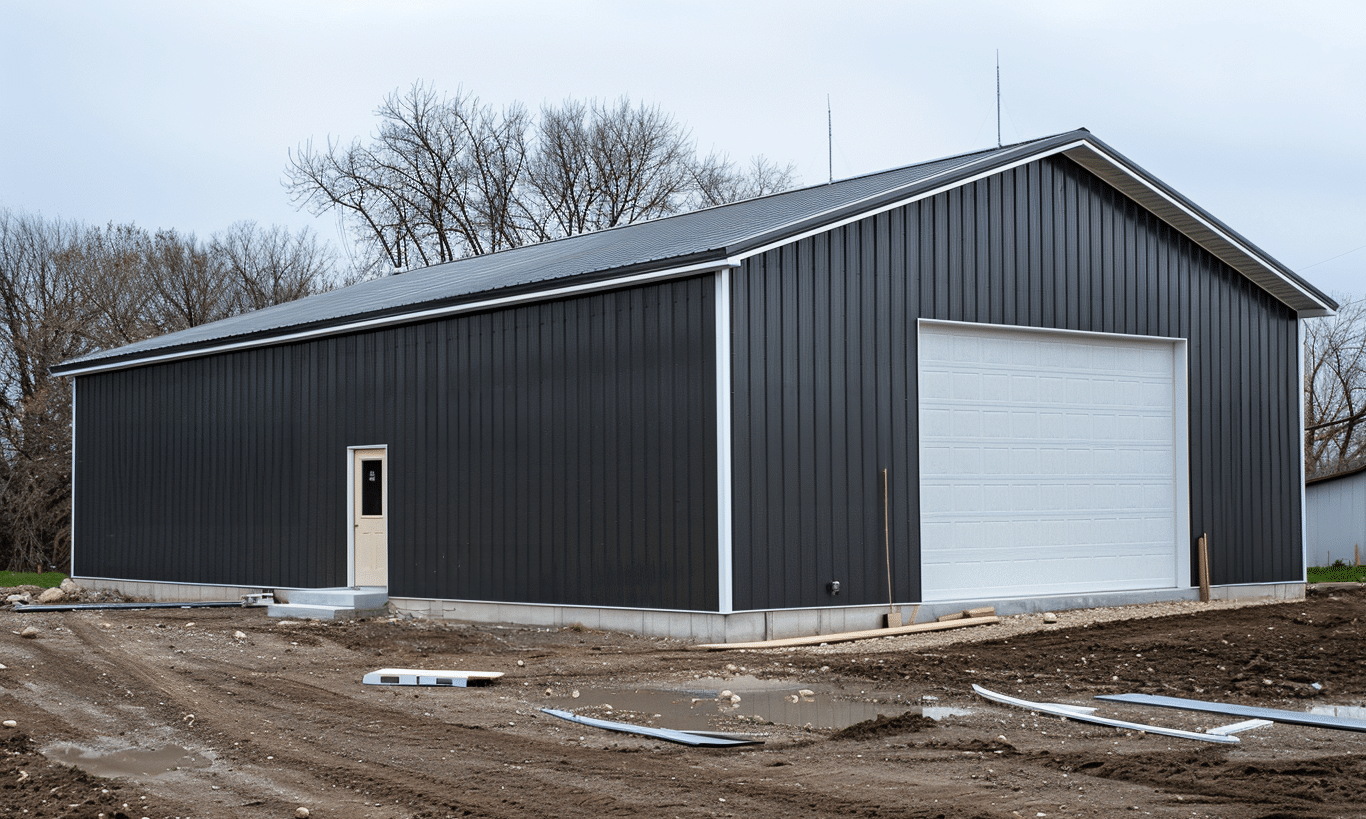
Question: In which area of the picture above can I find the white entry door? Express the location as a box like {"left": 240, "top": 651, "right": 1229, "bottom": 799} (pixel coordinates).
{"left": 352, "top": 448, "right": 388, "bottom": 587}
{"left": 918, "top": 321, "right": 1189, "bottom": 602}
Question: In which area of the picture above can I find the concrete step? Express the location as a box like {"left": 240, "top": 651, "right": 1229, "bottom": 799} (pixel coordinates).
{"left": 284, "top": 587, "right": 388, "bottom": 609}
{"left": 267, "top": 602, "right": 388, "bottom": 620}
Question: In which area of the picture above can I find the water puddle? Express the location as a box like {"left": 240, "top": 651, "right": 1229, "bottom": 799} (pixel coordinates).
{"left": 541, "top": 676, "right": 969, "bottom": 730}
{"left": 47, "top": 744, "right": 211, "bottom": 781}
{"left": 1309, "top": 704, "right": 1366, "bottom": 720}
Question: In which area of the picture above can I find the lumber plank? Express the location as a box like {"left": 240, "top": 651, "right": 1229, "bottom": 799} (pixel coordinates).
{"left": 691, "top": 615, "right": 999, "bottom": 651}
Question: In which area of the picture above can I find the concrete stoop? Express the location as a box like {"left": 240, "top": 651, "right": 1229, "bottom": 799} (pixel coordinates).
{"left": 268, "top": 587, "right": 388, "bottom": 620}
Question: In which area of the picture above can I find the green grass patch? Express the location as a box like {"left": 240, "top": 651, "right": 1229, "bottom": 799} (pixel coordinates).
{"left": 1307, "top": 564, "right": 1366, "bottom": 584}
{"left": 0, "top": 571, "right": 66, "bottom": 588}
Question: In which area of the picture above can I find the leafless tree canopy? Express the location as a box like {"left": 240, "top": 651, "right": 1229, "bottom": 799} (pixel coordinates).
{"left": 1306, "top": 297, "right": 1366, "bottom": 479}
{"left": 0, "top": 212, "right": 339, "bottom": 571}
{"left": 286, "top": 83, "right": 798, "bottom": 273}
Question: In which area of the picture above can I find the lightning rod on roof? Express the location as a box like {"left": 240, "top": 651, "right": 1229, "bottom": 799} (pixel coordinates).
{"left": 827, "top": 95, "right": 833, "bottom": 184}
{"left": 996, "top": 50, "right": 1002, "bottom": 148}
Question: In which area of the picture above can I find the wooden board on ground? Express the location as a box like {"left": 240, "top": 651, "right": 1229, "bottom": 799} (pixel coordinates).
{"left": 691, "top": 615, "right": 999, "bottom": 651}
{"left": 937, "top": 607, "right": 996, "bottom": 622}
{"left": 362, "top": 668, "right": 504, "bottom": 687}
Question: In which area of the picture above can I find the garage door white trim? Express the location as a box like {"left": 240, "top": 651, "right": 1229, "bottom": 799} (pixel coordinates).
{"left": 917, "top": 320, "right": 1190, "bottom": 602}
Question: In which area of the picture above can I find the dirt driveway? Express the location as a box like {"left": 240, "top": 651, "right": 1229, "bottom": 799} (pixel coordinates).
{"left": 1, "top": 586, "right": 1364, "bottom": 819}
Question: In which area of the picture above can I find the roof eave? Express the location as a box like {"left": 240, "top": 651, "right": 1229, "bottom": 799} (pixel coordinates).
{"left": 722, "top": 130, "right": 1336, "bottom": 319}
{"left": 1059, "top": 137, "right": 1336, "bottom": 318}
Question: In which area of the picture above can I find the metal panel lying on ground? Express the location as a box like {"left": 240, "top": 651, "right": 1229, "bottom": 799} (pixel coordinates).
{"left": 14, "top": 601, "right": 243, "bottom": 612}
{"left": 1096, "top": 693, "right": 1366, "bottom": 733}
{"left": 971, "top": 685, "right": 1239, "bottom": 744}
{"left": 540, "top": 708, "right": 763, "bottom": 747}
{"left": 362, "top": 668, "right": 503, "bottom": 687}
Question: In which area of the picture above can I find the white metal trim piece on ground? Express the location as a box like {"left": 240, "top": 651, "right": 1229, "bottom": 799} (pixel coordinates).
{"left": 362, "top": 668, "right": 502, "bottom": 687}
{"left": 346, "top": 444, "right": 388, "bottom": 589}
{"left": 1208, "top": 719, "right": 1274, "bottom": 736}
{"left": 57, "top": 259, "right": 743, "bottom": 376}
{"left": 971, "top": 684, "right": 1239, "bottom": 744}
{"left": 715, "top": 270, "right": 734, "bottom": 614}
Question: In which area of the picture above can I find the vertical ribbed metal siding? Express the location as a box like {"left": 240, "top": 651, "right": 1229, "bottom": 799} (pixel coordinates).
{"left": 730, "top": 154, "right": 1301, "bottom": 611}
{"left": 74, "top": 276, "right": 718, "bottom": 610}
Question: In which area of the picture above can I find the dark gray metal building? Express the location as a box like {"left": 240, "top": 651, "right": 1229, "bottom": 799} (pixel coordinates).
{"left": 56, "top": 130, "right": 1335, "bottom": 640}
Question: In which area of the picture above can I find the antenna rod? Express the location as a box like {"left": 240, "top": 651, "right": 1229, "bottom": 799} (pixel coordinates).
{"left": 996, "top": 50, "right": 1001, "bottom": 148}
{"left": 827, "top": 95, "right": 833, "bottom": 183}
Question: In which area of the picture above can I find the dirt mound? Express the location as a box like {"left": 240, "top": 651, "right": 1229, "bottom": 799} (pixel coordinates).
{"left": 1039, "top": 748, "right": 1366, "bottom": 808}
{"left": 829, "top": 710, "right": 934, "bottom": 740}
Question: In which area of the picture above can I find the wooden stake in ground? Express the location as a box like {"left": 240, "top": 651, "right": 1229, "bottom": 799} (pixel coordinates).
{"left": 1198, "top": 532, "right": 1210, "bottom": 602}
{"left": 882, "top": 468, "right": 898, "bottom": 628}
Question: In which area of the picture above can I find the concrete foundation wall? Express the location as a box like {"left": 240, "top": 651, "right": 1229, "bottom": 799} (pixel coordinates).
{"left": 76, "top": 576, "right": 266, "bottom": 602}
{"left": 391, "top": 582, "right": 1306, "bottom": 642}
{"left": 76, "top": 576, "right": 1304, "bottom": 640}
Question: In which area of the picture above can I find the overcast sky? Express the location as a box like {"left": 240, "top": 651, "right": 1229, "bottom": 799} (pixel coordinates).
{"left": 4, "top": 0, "right": 1363, "bottom": 300}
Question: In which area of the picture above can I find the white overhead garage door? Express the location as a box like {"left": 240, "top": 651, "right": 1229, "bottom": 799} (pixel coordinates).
{"left": 918, "top": 321, "right": 1189, "bottom": 602}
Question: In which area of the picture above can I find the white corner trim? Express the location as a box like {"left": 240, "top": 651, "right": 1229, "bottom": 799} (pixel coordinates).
{"left": 1173, "top": 339, "right": 1192, "bottom": 589}
{"left": 1299, "top": 318, "right": 1308, "bottom": 581}
{"left": 715, "top": 270, "right": 734, "bottom": 614}
{"left": 69, "top": 376, "right": 76, "bottom": 576}
{"left": 58, "top": 258, "right": 743, "bottom": 377}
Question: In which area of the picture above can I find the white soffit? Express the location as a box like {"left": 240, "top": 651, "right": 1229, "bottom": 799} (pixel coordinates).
{"left": 1062, "top": 144, "right": 1333, "bottom": 319}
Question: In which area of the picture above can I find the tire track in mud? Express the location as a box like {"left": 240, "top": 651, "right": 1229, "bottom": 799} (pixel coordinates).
{"left": 57, "top": 619, "right": 856, "bottom": 818}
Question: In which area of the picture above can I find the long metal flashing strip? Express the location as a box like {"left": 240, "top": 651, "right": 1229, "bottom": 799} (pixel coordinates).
{"left": 972, "top": 685, "right": 1239, "bottom": 744}
{"left": 14, "top": 601, "right": 243, "bottom": 612}
{"left": 1096, "top": 693, "right": 1366, "bottom": 733}
{"left": 57, "top": 258, "right": 742, "bottom": 376}
{"left": 540, "top": 708, "right": 761, "bottom": 747}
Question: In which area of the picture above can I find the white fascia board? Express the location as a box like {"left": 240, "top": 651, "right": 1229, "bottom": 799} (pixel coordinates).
{"left": 58, "top": 258, "right": 742, "bottom": 376}
{"left": 1060, "top": 143, "right": 1334, "bottom": 318}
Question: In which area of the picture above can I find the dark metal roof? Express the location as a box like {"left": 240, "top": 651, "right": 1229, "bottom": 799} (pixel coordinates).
{"left": 55, "top": 129, "right": 1336, "bottom": 375}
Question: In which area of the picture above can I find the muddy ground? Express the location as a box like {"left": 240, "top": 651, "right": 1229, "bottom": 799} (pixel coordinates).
{"left": 1, "top": 586, "right": 1365, "bottom": 819}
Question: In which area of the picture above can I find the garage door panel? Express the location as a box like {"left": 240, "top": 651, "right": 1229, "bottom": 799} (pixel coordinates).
{"left": 919, "top": 322, "right": 1186, "bottom": 602}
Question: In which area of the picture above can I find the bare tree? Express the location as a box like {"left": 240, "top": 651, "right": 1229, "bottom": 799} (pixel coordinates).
{"left": 287, "top": 84, "right": 798, "bottom": 273}
{"left": 1306, "top": 297, "right": 1366, "bottom": 479}
{"left": 212, "top": 221, "right": 337, "bottom": 311}
{"left": 0, "top": 211, "right": 340, "bottom": 571}
{"left": 691, "top": 153, "right": 799, "bottom": 208}
{"left": 0, "top": 212, "right": 90, "bottom": 571}
{"left": 286, "top": 83, "right": 534, "bottom": 272}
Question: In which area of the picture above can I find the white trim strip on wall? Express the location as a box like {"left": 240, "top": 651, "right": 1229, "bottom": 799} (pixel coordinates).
{"left": 1299, "top": 318, "right": 1309, "bottom": 580}
{"left": 715, "top": 270, "right": 734, "bottom": 614}
{"left": 58, "top": 258, "right": 743, "bottom": 376}
{"left": 68, "top": 377, "right": 76, "bottom": 578}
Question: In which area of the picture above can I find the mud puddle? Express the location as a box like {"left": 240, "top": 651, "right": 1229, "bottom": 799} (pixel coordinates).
{"left": 540, "top": 675, "right": 969, "bottom": 729}
{"left": 47, "top": 743, "right": 212, "bottom": 781}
